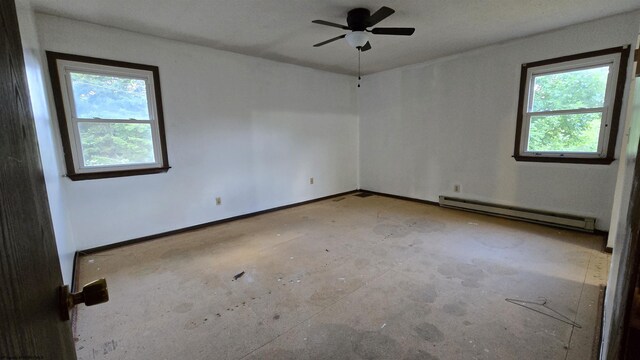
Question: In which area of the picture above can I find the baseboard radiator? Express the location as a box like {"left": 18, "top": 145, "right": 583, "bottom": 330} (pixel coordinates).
{"left": 438, "top": 196, "right": 596, "bottom": 232}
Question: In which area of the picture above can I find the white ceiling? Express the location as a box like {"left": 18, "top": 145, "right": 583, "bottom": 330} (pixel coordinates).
{"left": 30, "top": 0, "right": 640, "bottom": 75}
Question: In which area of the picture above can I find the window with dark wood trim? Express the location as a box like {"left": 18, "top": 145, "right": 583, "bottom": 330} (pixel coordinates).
{"left": 46, "top": 52, "right": 170, "bottom": 180}
{"left": 514, "top": 46, "right": 630, "bottom": 164}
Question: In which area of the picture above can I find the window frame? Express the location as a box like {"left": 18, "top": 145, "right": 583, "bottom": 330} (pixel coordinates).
{"left": 46, "top": 51, "right": 170, "bottom": 180}
{"left": 513, "top": 46, "right": 630, "bottom": 164}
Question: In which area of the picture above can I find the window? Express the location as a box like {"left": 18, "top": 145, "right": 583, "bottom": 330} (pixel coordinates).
{"left": 47, "top": 52, "right": 169, "bottom": 180}
{"left": 514, "top": 46, "right": 630, "bottom": 164}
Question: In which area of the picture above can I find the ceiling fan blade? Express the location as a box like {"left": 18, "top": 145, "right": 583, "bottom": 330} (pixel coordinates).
{"left": 312, "top": 20, "right": 350, "bottom": 30}
{"left": 371, "top": 27, "right": 415, "bottom": 36}
{"left": 313, "top": 34, "right": 346, "bottom": 47}
{"left": 366, "top": 6, "right": 395, "bottom": 27}
{"left": 360, "top": 42, "right": 372, "bottom": 52}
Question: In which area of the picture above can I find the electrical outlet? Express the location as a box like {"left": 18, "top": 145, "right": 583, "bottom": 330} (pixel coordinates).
{"left": 215, "top": 197, "right": 222, "bottom": 205}
{"left": 454, "top": 184, "right": 461, "bottom": 193}
{"left": 310, "top": 177, "right": 314, "bottom": 185}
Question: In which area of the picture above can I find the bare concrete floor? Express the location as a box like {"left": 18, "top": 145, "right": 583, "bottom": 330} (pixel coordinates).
{"left": 74, "top": 194, "right": 610, "bottom": 360}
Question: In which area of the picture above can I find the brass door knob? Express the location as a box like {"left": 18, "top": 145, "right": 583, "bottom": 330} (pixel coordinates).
{"left": 59, "top": 278, "right": 109, "bottom": 321}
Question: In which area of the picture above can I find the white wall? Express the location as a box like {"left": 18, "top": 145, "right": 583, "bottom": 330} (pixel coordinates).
{"left": 35, "top": 14, "right": 359, "bottom": 250}
{"left": 359, "top": 11, "right": 640, "bottom": 231}
{"left": 16, "top": 2, "right": 76, "bottom": 285}
{"left": 25, "top": 7, "right": 639, "bottom": 281}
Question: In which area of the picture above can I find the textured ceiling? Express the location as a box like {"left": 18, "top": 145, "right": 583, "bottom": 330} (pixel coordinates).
{"left": 30, "top": 0, "right": 640, "bottom": 75}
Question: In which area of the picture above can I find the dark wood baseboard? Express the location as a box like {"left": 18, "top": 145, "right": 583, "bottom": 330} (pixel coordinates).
{"left": 605, "top": 247, "right": 613, "bottom": 253}
{"left": 361, "top": 189, "right": 612, "bottom": 237}
{"left": 78, "top": 188, "right": 611, "bottom": 255}
{"left": 358, "top": 189, "right": 440, "bottom": 207}
{"left": 78, "top": 190, "right": 358, "bottom": 255}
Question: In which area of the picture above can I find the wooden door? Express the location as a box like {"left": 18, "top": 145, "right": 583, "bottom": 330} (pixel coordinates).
{"left": 0, "top": 0, "right": 77, "bottom": 358}
{"left": 623, "top": 47, "right": 640, "bottom": 359}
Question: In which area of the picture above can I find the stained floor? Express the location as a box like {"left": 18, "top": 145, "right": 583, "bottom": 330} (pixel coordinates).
{"left": 74, "top": 193, "right": 610, "bottom": 359}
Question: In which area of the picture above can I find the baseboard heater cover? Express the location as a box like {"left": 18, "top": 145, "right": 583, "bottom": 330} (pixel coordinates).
{"left": 438, "top": 196, "right": 595, "bottom": 232}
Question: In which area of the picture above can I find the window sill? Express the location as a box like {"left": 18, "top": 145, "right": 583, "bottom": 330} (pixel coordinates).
{"left": 66, "top": 166, "right": 171, "bottom": 181}
{"left": 513, "top": 155, "right": 614, "bottom": 165}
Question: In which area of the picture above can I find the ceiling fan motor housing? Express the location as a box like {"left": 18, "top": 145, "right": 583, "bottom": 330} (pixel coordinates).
{"left": 347, "top": 8, "right": 371, "bottom": 31}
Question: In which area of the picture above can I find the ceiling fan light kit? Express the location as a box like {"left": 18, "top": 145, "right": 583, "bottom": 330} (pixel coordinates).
{"left": 312, "top": 6, "right": 416, "bottom": 87}
{"left": 345, "top": 31, "right": 369, "bottom": 49}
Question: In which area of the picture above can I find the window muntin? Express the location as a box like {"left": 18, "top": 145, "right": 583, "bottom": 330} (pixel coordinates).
{"left": 47, "top": 52, "right": 169, "bottom": 180}
{"left": 514, "top": 47, "right": 629, "bottom": 164}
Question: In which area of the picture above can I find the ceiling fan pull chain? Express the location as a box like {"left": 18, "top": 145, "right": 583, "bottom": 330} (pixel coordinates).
{"left": 358, "top": 48, "right": 361, "bottom": 88}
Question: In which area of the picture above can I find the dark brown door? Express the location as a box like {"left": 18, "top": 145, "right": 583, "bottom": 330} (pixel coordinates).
{"left": 0, "top": 0, "right": 76, "bottom": 359}
{"left": 623, "top": 47, "right": 640, "bottom": 359}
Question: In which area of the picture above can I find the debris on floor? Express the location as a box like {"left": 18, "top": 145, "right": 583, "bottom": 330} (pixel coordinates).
{"left": 232, "top": 271, "right": 245, "bottom": 281}
{"left": 505, "top": 297, "right": 581, "bottom": 328}
{"left": 72, "top": 196, "right": 609, "bottom": 360}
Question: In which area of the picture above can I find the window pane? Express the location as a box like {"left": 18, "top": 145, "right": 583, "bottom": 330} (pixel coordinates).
{"left": 527, "top": 113, "right": 602, "bottom": 153}
{"left": 70, "top": 72, "right": 150, "bottom": 120}
{"left": 531, "top": 66, "right": 609, "bottom": 112}
{"left": 78, "top": 122, "right": 155, "bottom": 167}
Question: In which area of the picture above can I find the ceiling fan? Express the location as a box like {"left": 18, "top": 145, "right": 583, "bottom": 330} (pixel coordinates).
{"left": 312, "top": 6, "right": 415, "bottom": 51}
